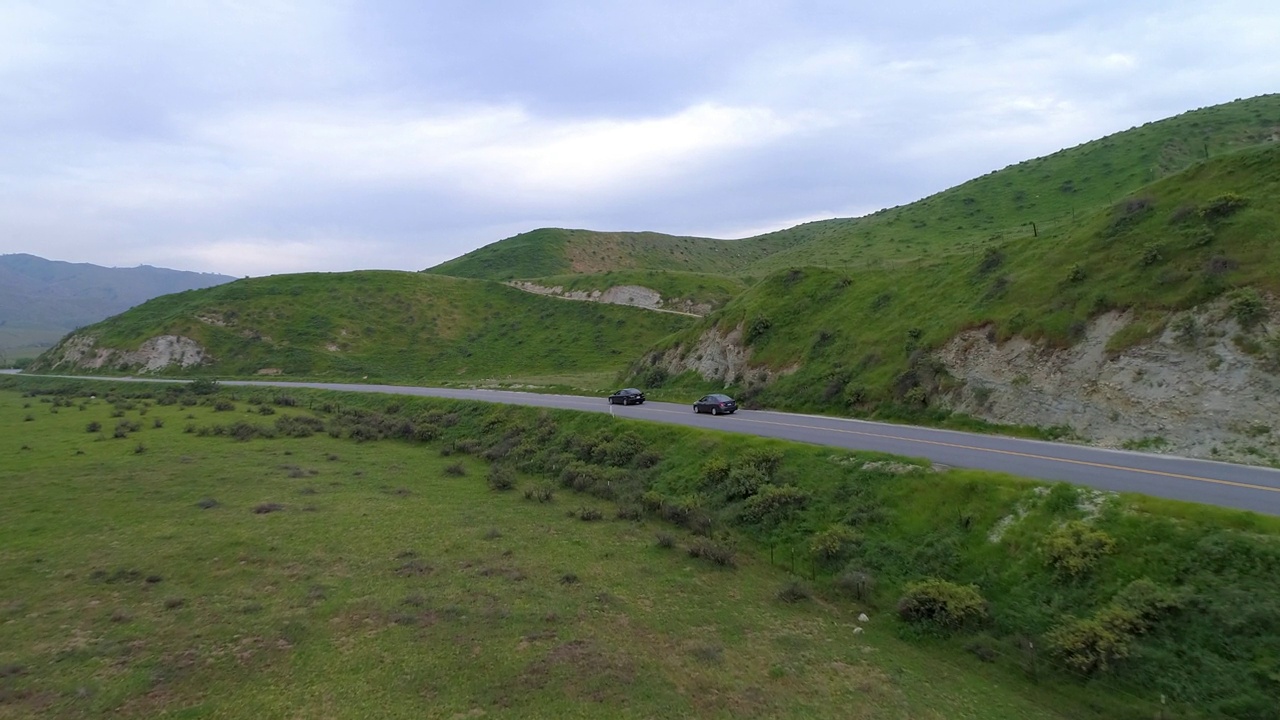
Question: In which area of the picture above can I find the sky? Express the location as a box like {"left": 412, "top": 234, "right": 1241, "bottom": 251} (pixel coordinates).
{"left": 1, "top": 1, "right": 1277, "bottom": 277}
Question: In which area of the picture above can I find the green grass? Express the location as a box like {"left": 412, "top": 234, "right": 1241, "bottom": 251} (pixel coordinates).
{"left": 30, "top": 271, "right": 692, "bottom": 385}
{"left": 626, "top": 141, "right": 1280, "bottom": 421}
{"left": 2, "top": 381, "right": 1088, "bottom": 720}
{"left": 5, "top": 376, "right": 1279, "bottom": 718}
{"left": 428, "top": 95, "right": 1280, "bottom": 281}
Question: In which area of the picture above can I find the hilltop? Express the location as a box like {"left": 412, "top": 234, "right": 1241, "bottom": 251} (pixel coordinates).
{"left": 427, "top": 95, "right": 1280, "bottom": 279}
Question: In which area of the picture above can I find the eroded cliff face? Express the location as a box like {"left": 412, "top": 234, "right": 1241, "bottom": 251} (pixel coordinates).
{"left": 643, "top": 323, "right": 796, "bottom": 388}
{"left": 506, "top": 282, "right": 711, "bottom": 316}
{"left": 938, "top": 301, "right": 1280, "bottom": 465}
{"left": 36, "top": 334, "right": 210, "bottom": 373}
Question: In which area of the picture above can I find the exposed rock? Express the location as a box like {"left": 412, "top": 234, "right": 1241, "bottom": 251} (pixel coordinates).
{"left": 506, "top": 281, "right": 709, "bottom": 316}
{"left": 857, "top": 613, "right": 870, "bottom": 623}
{"left": 646, "top": 323, "right": 799, "bottom": 387}
{"left": 940, "top": 300, "right": 1280, "bottom": 465}
{"left": 36, "top": 334, "right": 210, "bottom": 373}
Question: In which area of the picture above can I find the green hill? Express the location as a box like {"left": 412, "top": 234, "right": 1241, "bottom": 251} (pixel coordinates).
{"left": 423, "top": 227, "right": 797, "bottom": 280}
{"left": 31, "top": 271, "right": 691, "bottom": 386}
{"left": 428, "top": 95, "right": 1280, "bottom": 282}
{"left": 626, "top": 141, "right": 1280, "bottom": 421}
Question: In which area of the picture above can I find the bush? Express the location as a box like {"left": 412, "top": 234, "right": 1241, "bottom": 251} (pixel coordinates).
{"left": 86, "top": 421, "right": 101, "bottom": 433}
{"left": 1046, "top": 604, "right": 1142, "bottom": 675}
{"left": 1043, "top": 521, "right": 1116, "bottom": 578}
{"left": 810, "top": 525, "right": 861, "bottom": 564}
{"left": 487, "top": 465, "right": 516, "bottom": 491}
{"left": 523, "top": 485, "right": 554, "bottom": 503}
{"left": 576, "top": 507, "right": 603, "bottom": 521}
{"left": 655, "top": 533, "right": 675, "bottom": 549}
{"left": 741, "top": 484, "right": 810, "bottom": 524}
{"left": 834, "top": 568, "right": 876, "bottom": 602}
{"left": 687, "top": 539, "right": 736, "bottom": 567}
{"left": 443, "top": 462, "right": 466, "bottom": 477}
{"left": 1065, "top": 263, "right": 1087, "bottom": 284}
{"left": 1227, "top": 287, "right": 1267, "bottom": 329}
{"left": 615, "top": 505, "right": 643, "bottom": 521}
{"left": 188, "top": 378, "right": 219, "bottom": 395}
{"left": 776, "top": 581, "right": 811, "bottom": 603}
{"left": 1200, "top": 192, "right": 1247, "bottom": 220}
{"left": 896, "top": 579, "right": 987, "bottom": 630}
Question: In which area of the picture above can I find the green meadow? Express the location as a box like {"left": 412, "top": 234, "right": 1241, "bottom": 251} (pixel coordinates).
{"left": 4, "top": 376, "right": 1279, "bottom": 718}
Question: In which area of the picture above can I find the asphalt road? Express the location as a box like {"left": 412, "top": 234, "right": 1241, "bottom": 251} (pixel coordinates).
{"left": 9, "top": 372, "right": 1280, "bottom": 515}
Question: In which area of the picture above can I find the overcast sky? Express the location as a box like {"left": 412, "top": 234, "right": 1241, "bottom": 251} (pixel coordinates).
{"left": 2, "top": 1, "right": 1277, "bottom": 277}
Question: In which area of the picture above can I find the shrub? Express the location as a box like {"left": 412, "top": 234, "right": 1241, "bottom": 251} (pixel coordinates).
{"left": 1065, "top": 263, "right": 1087, "bottom": 284}
{"left": 746, "top": 315, "right": 773, "bottom": 343}
{"left": 896, "top": 579, "right": 987, "bottom": 630}
{"left": 741, "top": 485, "right": 810, "bottom": 524}
{"left": 1046, "top": 604, "right": 1143, "bottom": 675}
{"left": 487, "top": 465, "right": 516, "bottom": 492}
{"left": 1043, "top": 521, "right": 1116, "bottom": 578}
{"left": 810, "top": 525, "right": 861, "bottom": 564}
{"left": 615, "top": 505, "right": 643, "bottom": 521}
{"left": 1227, "top": 287, "right": 1267, "bottom": 329}
{"left": 655, "top": 533, "right": 676, "bottom": 549}
{"left": 1138, "top": 243, "right": 1163, "bottom": 267}
{"left": 776, "top": 581, "right": 812, "bottom": 603}
{"left": 188, "top": 378, "right": 219, "bottom": 395}
{"left": 687, "top": 539, "right": 736, "bottom": 567}
{"left": 253, "top": 503, "right": 285, "bottom": 514}
{"left": 1200, "top": 192, "right": 1247, "bottom": 220}
{"left": 576, "top": 507, "right": 603, "bottom": 521}
{"left": 834, "top": 568, "right": 876, "bottom": 602}
{"left": 213, "top": 399, "right": 235, "bottom": 412}
{"left": 523, "top": 485, "right": 554, "bottom": 503}
{"left": 86, "top": 421, "right": 101, "bottom": 433}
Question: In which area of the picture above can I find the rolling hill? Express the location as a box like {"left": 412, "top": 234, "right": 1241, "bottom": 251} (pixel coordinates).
{"left": 30, "top": 271, "right": 691, "bottom": 386}
{"left": 427, "top": 95, "right": 1280, "bottom": 279}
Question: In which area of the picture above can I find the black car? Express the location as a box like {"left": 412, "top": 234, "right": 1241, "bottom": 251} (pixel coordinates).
{"left": 607, "top": 388, "right": 646, "bottom": 405}
{"left": 693, "top": 393, "right": 737, "bottom": 415}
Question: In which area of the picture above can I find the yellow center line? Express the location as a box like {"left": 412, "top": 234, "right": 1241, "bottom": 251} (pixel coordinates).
{"left": 645, "top": 407, "right": 1280, "bottom": 495}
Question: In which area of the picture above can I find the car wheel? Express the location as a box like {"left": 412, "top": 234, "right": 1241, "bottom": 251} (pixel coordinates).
{"left": 693, "top": 406, "right": 700, "bottom": 414}
{"left": 712, "top": 406, "right": 720, "bottom": 416}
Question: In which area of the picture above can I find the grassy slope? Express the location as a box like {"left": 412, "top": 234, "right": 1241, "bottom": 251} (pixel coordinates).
{"left": 5, "top": 376, "right": 1278, "bottom": 718}
{"left": 31, "top": 271, "right": 691, "bottom": 387}
{"left": 629, "top": 142, "right": 1280, "bottom": 421}
{"left": 424, "top": 228, "right": 797, "bottom": 280}
{"left": 744, "top": 94, "right": 1280, "bottom": 273}
{"left": 428, "top": 96, "right": 1280, "bottom": 282}
{"left": 1, "top": 381, "right": 1077, "bottom": 720}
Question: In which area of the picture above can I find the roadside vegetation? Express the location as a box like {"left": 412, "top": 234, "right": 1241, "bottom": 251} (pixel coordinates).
{"left": 4, "top": 376, "right": 1278, "bottom": 718}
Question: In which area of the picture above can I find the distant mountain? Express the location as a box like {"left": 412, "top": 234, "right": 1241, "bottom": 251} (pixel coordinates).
{"left": 0, "top": 254, "right": 234, "bottom": 358}
{"left": 0, "top": 253, "right": 234, "bottom": 330}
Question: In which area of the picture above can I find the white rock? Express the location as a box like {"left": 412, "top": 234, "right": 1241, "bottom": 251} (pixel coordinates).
{"left": 853, "top": 627, "right": 864, "bottom": 635}
{"left": 857, "top": 613, "right": 870, "bottom": 622}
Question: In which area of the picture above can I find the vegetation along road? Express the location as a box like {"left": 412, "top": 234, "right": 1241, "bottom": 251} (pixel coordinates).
{"left": 18, "top": 372, "right": 1280, "bottom": 515}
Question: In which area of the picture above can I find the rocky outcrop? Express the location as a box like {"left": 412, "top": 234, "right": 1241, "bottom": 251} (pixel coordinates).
{"left": 939, "top": 301, "right": 1280, "bottom": 465}
{"left": 36, "top": 334, "right": 210, "bottom": 373}
{"left": 644, "top": 323, "right": 796, "bottom": 387}
{"left": 506, "top": 281, "right": 710, "bottom": 316}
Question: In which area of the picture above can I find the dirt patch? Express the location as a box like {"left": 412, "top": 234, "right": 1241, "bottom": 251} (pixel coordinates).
{"left": 515, "top": 639, "right": 636, "bottom": 703}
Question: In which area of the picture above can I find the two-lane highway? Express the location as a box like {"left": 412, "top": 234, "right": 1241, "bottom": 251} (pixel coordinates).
{"left": 10, "top": 372, "right": 1280, "bottom": 515}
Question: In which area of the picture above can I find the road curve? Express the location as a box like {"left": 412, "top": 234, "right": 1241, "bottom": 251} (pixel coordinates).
{"left": 10, "top": 372, "right": 1280, "bottom": 515}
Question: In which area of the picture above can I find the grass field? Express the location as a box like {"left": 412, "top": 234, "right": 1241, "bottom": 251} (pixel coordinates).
{"left": 1, "top": 383, "right": 1079, "bottom": 719}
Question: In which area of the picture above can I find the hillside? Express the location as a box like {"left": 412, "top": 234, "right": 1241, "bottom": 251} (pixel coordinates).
{"left": 30, "top": 271, "right": 691, "bottom": 386}
{"left": 423, "top": 227, "right": 796, "bottom": 280}
{"left": 427, "top": 95, "right": 1280, "bottom": 282}
{"left": 630, "top": 141, "right": 1280, "bottom": 463}
{"left": 0, "top": 253, "right": 233, "bottom": 360}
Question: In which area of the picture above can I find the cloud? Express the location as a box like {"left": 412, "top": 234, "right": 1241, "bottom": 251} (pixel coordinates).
{"left": 0, "top": 1, "right": 1278, "bottom": 276}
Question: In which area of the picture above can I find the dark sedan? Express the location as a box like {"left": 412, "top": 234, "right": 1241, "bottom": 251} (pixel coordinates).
{"left": 607, "top": 388, "right": 646, "bottom": 405}
{"left": 693, "top": 393, "right": 737, "bottom": 415}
